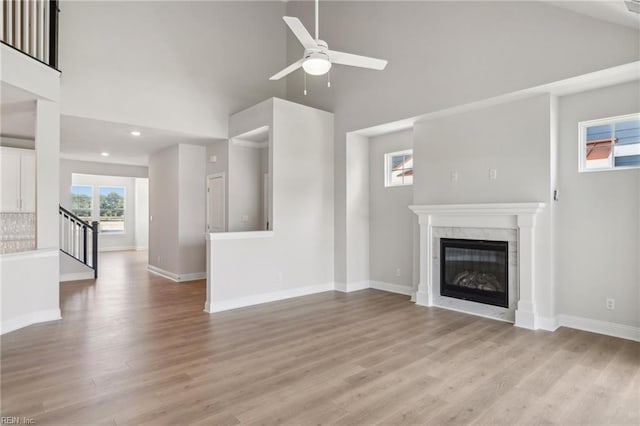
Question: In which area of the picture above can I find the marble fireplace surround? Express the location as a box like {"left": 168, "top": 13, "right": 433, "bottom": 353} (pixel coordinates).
{"left": 409, "top": 203, "right": 546, "bottom": 330}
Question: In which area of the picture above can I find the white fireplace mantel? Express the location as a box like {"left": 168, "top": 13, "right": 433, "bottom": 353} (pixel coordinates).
{"left": 409, "top": 202, "right": 546, "bottom": 330}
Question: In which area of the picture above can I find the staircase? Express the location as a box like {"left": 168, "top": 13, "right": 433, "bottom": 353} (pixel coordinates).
{"left": 59, "top": 205, "right": 98, "bottom": 278}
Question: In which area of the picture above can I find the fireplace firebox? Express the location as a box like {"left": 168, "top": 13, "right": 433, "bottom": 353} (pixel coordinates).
{"left": 440, "top": 238, "right": 508, "bottom": 308}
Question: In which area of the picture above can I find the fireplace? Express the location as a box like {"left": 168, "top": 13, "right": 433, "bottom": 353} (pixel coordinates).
{"left": 440, "top": 238, "right": 508, "bottom": 308}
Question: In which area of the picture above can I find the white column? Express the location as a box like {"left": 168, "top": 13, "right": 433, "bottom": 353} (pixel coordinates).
{"left": 35, "top": 99, "right": 60, "bottom": 250}
{"left": 415, "top": 214, "right": 433, "bottom": 307}
{"left": 514, "top": 213, "right": 537, "bottom": 329}
{"left": 204, "top": 236, "right": 213, "bottom": 312}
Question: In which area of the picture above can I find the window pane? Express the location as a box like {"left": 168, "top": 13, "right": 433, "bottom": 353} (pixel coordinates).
{"left": 385, "top": 150, "right": 414, "bottom": 187}
{"left": 99, "top": 186, "right": 125, "bottom": 233}
{"left": 586, "top": 124, "right": 612, "bottom": 142}
{"left": 71, "top": 185, "right": 92, "bottom": 220}
{"left": 615, "top": 119, "right": 640, "bottom": 145}
{"left": 391, "top": 155, "right": 405, "bottom": 169}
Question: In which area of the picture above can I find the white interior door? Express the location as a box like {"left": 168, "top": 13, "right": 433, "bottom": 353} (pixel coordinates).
{"left": 207, "top": 174, "right": 225, "bottom": 233}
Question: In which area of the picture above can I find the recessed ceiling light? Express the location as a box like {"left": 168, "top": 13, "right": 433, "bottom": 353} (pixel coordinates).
{"left": 101, "top": 152, "right": 110, "bottom": 157}
{"left": 130, "top": 130, "right": 141, "bottom": 136}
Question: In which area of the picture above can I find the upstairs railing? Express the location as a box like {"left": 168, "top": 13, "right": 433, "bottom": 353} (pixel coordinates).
{"left": 59, "top": 205, "right": 98, "bottom": 278}
{"left": 1, "top": 0, "right": 59, "bottom": 69}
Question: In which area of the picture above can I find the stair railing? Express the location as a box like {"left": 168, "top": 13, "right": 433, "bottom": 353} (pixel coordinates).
{"left": 59, "top": 205, "right": 98, "bottom": 278}
{"left": 1, "top": 0, "right": 59, "bottom": 69}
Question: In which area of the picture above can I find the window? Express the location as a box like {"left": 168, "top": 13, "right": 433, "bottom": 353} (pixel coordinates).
{"left": 71, "top": 185, "right": 92, "bottom": 220}
{"left": 579, "top": 113, "right": 640, "bottom": 172}
{"left": 99, "top": 186, "right": 125, "bottom": 233}
{"left": 385, "top": 149, "right": 413, "bottom": 187}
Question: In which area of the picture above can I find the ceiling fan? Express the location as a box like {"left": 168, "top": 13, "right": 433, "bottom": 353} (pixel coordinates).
{"left": 269, "top": 0, "right": 388, "bottom": 81}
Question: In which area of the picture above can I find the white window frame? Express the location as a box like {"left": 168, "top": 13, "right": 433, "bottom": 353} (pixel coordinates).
{"left": 384, "top": 149, "right": 413, "bottom": 187}
{"left": 70, "top": 184, "right": 93, "bottom": 220}
{"left": 98, "top": 185, "right": 126, "bottom": 234}
{"left": 578, "top": 112, "right": 640, "bottom": 173}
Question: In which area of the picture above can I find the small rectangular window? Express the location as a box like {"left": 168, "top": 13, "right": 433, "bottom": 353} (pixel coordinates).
{"left": 579, "top": 113, "right": 640, "bottom": 172}
{"left": 71, "top": 185, "right": 93, "bottom": 220}
{"left": 385, "top": 149, "right": 413, "bottom": 187}
{"left": 99, "top": 186, "right": 125, "bottom": 233}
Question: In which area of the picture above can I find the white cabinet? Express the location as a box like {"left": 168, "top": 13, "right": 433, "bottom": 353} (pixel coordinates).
{"left": 0, "top": 147, "right": 36, "bottom": 213}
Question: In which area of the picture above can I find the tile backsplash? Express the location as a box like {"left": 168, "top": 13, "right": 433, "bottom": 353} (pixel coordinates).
{"left": 1, "top": 213, "right": 36, "bottom": 254}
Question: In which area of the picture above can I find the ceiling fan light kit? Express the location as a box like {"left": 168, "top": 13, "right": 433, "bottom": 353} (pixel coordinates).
{"left": 302, "top": 52, "right": 332, "bottom": 76}
{"left": 269, "top": 0, "right": 388, "bottom": 87}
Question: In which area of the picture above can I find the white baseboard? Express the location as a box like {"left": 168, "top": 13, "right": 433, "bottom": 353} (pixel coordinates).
{"left": 147, "top": 265, "right": 205, "bottom": 282}
{"left": 557, "top": 314, "right": 640, "bottom": 342}
{"left": 334, "top": 281, "right": 370, "bottom": 293}
{"left": 99, "top": 246, "right": 136, "bottom": 253}
{"left": 1, "top": 309, "right": 61, "bottom": 335}
{"left": 370, "top": 281, "right": 414, "bottom": 296}
{"left": 135, "top": 246, "right": 148, "bottom": 251}
{"left": 205, "top": 282, "right": 334, "bottom": 313}
{"left": 60, "top": 271, "right": 95, "bottom": 282}
{"left": 536, "top": 316, "right": 559, "bottom": 332}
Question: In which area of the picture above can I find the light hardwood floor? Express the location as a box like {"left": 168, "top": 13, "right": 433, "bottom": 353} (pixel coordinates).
{"left": 1, "top": 250, "right": 639, "bottom": 425}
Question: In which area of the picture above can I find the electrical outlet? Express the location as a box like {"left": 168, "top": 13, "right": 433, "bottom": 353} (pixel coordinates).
{"left": 395, "top": 268, "right": 401, "bottom": 277}
{"left": 241, "top": 215, "right": 249, "bottom": 223}
{"left": 606, "top": 298, "right": 615, "bottom": 310}
{"left": 450, "top": 171, "right": 458, "bottom": 182}
{"left": 489, "top": 169, "right": 497, "bottom": 180}
{"left": 277, "top": 272, "right": 283, "bottom": 282}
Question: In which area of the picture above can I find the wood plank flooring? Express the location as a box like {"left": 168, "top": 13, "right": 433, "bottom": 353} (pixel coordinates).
{"left": 1, "top": 250, "right": 639, "bottom": 425}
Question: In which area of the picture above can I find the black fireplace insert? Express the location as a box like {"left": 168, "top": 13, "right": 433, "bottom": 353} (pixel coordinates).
{"left": 440, "top": 238, "right": 508, "bottom": 308}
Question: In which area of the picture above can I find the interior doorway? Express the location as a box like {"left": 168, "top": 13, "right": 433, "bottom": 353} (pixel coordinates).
{"left": 207, "top": 173, "right": 226, "bottom": 232}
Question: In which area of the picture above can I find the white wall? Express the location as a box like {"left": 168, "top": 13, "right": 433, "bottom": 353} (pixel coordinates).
{"left": 344, "top": 133, "right": 369, "bottom": 289}
{"left": 556, "top": 81, "right": 640, "bottom": 329}
{"left": 177, "top": 144, "right": 206, "bottom": 276}
{"left": 148, "top": 144, "right": 206, "bottom": 280}
{"left": 148, "top": 145, "right": 180, "bottom": 275}
{"left": 285, "top": 0, "right": 640, "bottom": 286}
{"left": 1, "top": 47, "right": 61, "bottom": 334}
{"left": 206, "top": 99, "right": 334, "bottom": 310}
{"left": 228, "top": 143, "right": 266, "bottom": 232}
{"left": 413, "top": 94, "right": 554, "bottom": 320}
{"left": 59, "top": 1, "right": 287, "bottom": 139}
{"left": 135, "top": 178, "right": 149, "bottom": 250}
{"left": 369, "top": 130, "right": 414, "bottom": 290}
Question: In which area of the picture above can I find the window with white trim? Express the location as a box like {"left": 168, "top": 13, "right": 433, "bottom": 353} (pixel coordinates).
{"left": 99, "top": 186, "right": 125, "bottom": 233}
{"left": 579, "top": 113, "right": 640, "bottom": 172}
{"left": 71, "top": 185, "right": 92, "bottom": 220}
{"left": 384, "top": 149, "right": 413, "bottom": 187}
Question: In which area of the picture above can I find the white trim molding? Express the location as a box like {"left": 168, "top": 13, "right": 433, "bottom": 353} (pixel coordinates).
{"left": 99, "top": 246, "right": 137, "bottom": 253}
{"left": 207, "top": 230, "right": 274, "bottom": 241}
{"left": 334, "top": 281, "right": 370, "bottom": 293}
{"left": 204, "top": 283, "right": 334, "bottom": 313}
{"left": 370, "top": 281, "right": 414, "bottom": 296}
{"left": 557, "top": 314, "right": 640, "bottom": 342}
{"left": 1, "top": 309, "right": 61, "bottom": 335}
{"left": 409, "top": 202, "right": 546, "bottom": 330}
{"left": 60, "top": 271, "right": 95, "bottom": 282}
{"left": 147, "top": 265, "right": 206, "bottom": 282}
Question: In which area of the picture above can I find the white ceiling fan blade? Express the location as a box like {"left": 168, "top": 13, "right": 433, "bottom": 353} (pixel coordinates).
{"left": 283, "top": 16, "right": 317, "bottom": 50}
{"left": 269, "top": 59, "right": 304, "bottom": 81}
{"left": 328, "top": 50, "right": 388, "bottom": 70}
